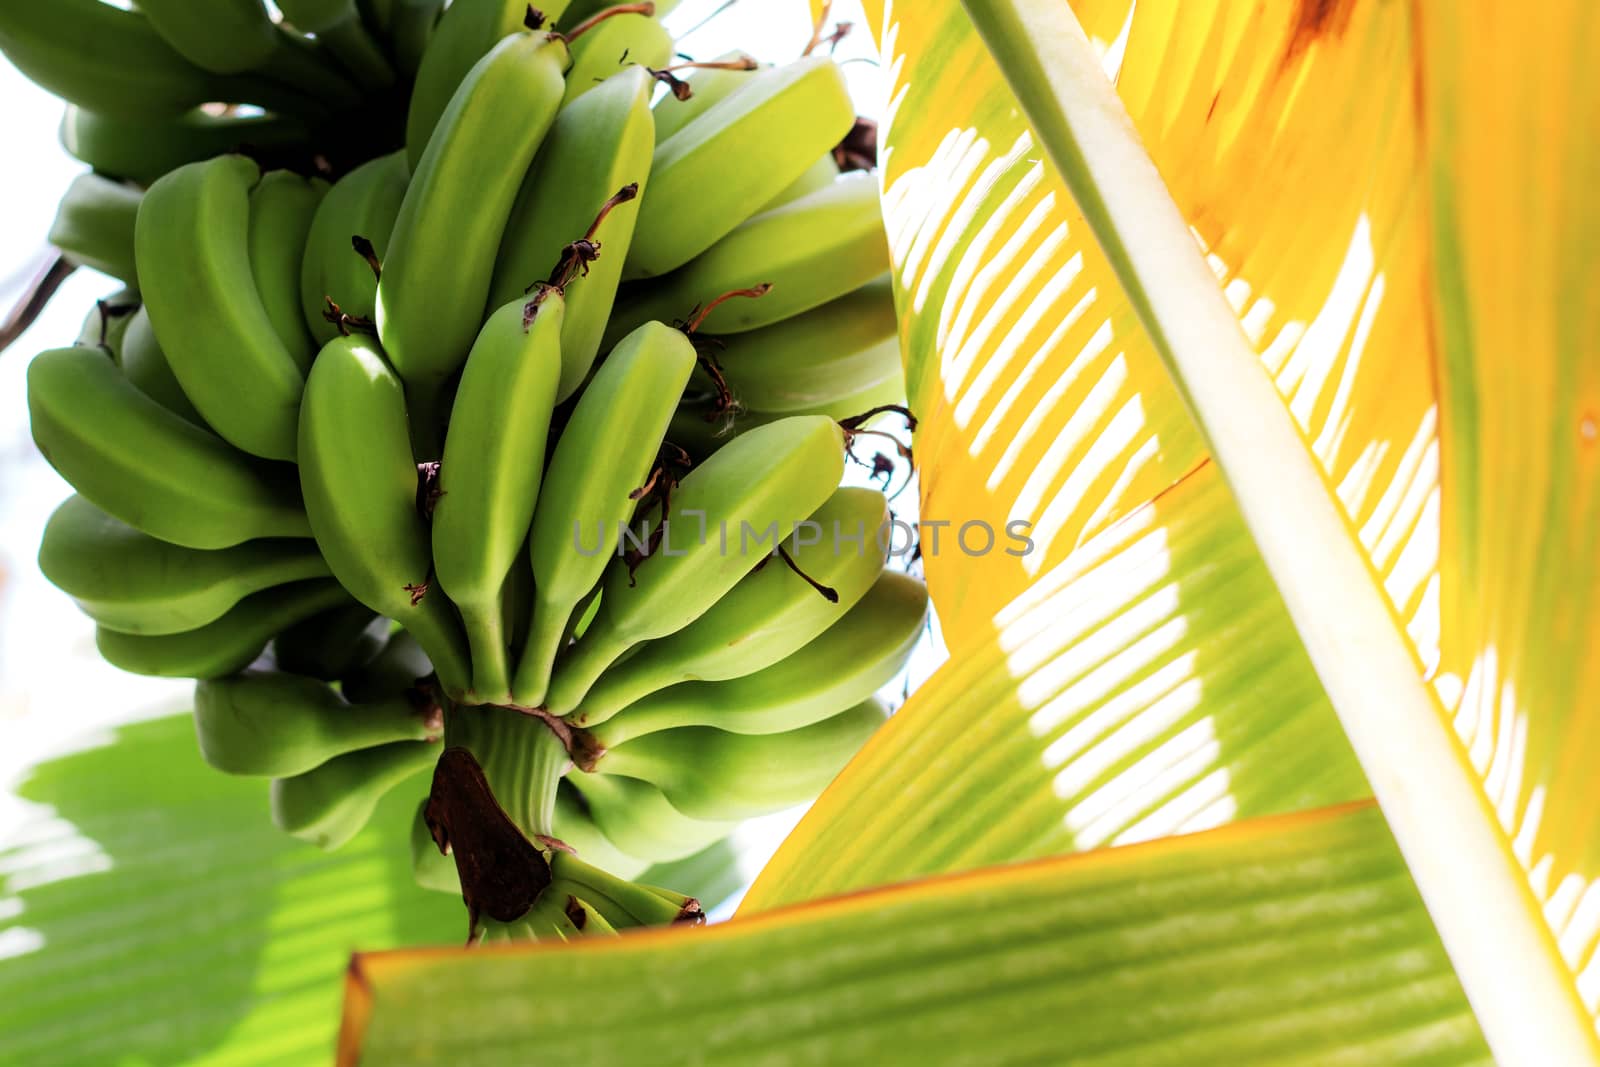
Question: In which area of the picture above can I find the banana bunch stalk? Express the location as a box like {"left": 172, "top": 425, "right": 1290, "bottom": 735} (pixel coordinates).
{"left": 20, "top": 0, "right": 929, "bottom": 943}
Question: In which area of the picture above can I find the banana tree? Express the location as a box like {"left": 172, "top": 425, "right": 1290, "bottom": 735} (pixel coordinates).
{"left": 7, "top": 0, "right": 1597, "bottom": 1062}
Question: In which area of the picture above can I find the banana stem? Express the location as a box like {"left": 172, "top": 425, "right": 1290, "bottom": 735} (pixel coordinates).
{"left": 448, "top": 704, "right": 569, "bottom": 838}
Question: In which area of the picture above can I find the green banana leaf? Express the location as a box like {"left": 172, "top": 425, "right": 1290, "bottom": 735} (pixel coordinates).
{"left": 345, "top": 0, "right": 1600, "bottom": 1061}
{"left": 0, "top": 713, "right": 463, "bottom": 1066}
{"left": 342, "top": 805, "right": 1488, "bottom": 1065}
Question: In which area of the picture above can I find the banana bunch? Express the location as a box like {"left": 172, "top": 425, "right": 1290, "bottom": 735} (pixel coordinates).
{"left": 21, "top": 0, "right": 927, "bottom": 944}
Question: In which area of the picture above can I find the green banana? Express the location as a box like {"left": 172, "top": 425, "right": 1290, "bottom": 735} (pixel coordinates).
{"left": 49, "top": 173, "right": 141, "bottom": 286}
{"left": 342, "top": 628, "right": 433, "bottom": 704}
{"left": 39, "top": 493, "right": 329, "bottom": 636}
{"left": 27, "top": 345, "right": 309, "bottom": 548}
{"left": 670, "top": 370, "right": 908, "bottom": 461}
{"left": 432, "top": 295, "right": 563, "bottom": 704}
{"left": 0, "top": 1, "right": 312, "bottom": 120}
{"left": 196, "top": 666, "right": 441, "bottom": 777}
{"left": 378, "top": 29, "right": 569, "bottom": 442}
{"left": 488, "top": 64, "right": 654, "bottom": 400}
{"left": 384, "top": 0, "right": 446, "bottom": 77}
{"left": 588, "top": 570, "right": 927, "bottom": 747}
{"left": 709, "top": 274, "right": 900, "bottom": 413}
{"left": 649, "top": 50, "right": 759, "bottom": 143}
{"left": 570, "top": 486, "right": 890, "bottom": 727}
{"left": 760, "top": 152, "right": 840, "bottom": 213}
{"left": 136, "top": 156, "right": 307, "bottom": 461}
{"left": 297, "top": 333, "right": 472, "bottom": 696}
{"left": 546, "top": 850, "right": 702, "bottom": 929}
{"left": 74, "top": 289, "right": 139, "bottom": 360}
{"left": 272, "top": 604, "right": 387, "bottom": 680}
{"left": 119, "top": 307, "right": 205, "bottom": 426}
{"left": 271, "top": 738, "right": 438, "bottom": 849}
{"left": 590, "top": 699, "right": 888, "bottom": 820}
{"left": 558, "top": 0, "right": 679, "bottom": 34}
{"left": 609, "top": 173, "right": 890, "bottom": 339}
{"left": 568, "top": 773, "right": 734, "bottom": 864}
{"left": 510, "top": 321, "right": 698, "bottom": 708}
{"left": 299, "top": 150, "right": 409, "bottom": 347}
{"left": 551, "top": 782, "right": 650, "bottom": 879}
{"left": 132, "top": 0, "right": 279, "bottom": 72}
{"left": 60, "top": 106, "right": 312, "bottom": 188}
{"left": 403, "top": 0, "right": 566, "bottom": 171}
{"left": 275, "top": 0, "right": 396, "bottom": 89}
{"left": 249, "top": 171, "right": 326, "bottom": 372}
{"left": 625, "top": 56, "right": 856, "bottom": 279}
{"left": 96, "top": 579, "right": 351, "bottom": 679}
{"left": 132, "top": 0, "right": 362, "bottom": 104}
{"left": 545, "top": 415, "right": 847, "bottom": 714}
{"left": 559, "top": 11, "right": 671, "bottom": 107}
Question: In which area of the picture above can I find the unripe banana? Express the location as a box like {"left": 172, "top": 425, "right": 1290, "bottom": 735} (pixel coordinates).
{"left": 342, "top": 628, "right": 433, "bottom": 704}
{"left": 272, "top": 604, "right": 387, "bottom": 680}
{"left": 560, "top": 12, "right": 671, "bottom": 107}
{"left": 136, "top": 156, "right": 307, "bottom": 460}
{"left": 590, "top": 699, "right": 887, "bottom": 820}
{"left": 275, "top": 0, "right": 396, "bottom": 89}
{"left": 49, "top": 173, "right": 141, "bottom": 286}
{"left": 649, "top": 50, "right": 759, "bottom": 143}
{"left": 558, "top": 0, "right": 679, "bottom": 34}
{"left": 0, "top": 1, "right": 310, "bottom": 120}
{"left": 378, "top": 30, "right": 569, "bottom": 441}
{"left": 384, "top": 0, "right": 446, "bottom": 77}
{"left": 510, "top": 321, "right": 698, "bottom": 708}
{"left": 609, "top": 173, "right": 890, "bottom": 339}
{"left": 568, "top": 773, "right": 734, "bottom": 864}
{"left": 299, "top": 150, "right": 409, "bottom": 347}
{"left": 552, "top": 781, "right": 650, "bottom": 879}
{"left": 40, "top": 493, "right": 330, "bottom": 636}
{"left": 570, "top": 486, "right": 889, "bottom": 726}
{"left": 131, "top": 0, "right": 278, "bottom": 72}
{"left": 546, "top": 850, "right": 702, "bottom": 929}
{"left": 488, "top": 65, "right": 654, "bottom": 400}
{"left": 589, "top": 570, "right": 926, "bottom": 746}
{"left": 670, "top": 370, "right": 908, "bottom": 461}
{"left": 760, "top": 152, "right": 840, "bottom": 213}
{"left": 625, "top": 56, "right": 856, "bottom": 279}
{"left": 432, "top": 295, "right": 563, "bottom": 703}
{"left": 249, "top": 171, "right": 327, "bottom": 372}
{"left": 119, "top": 307, "right": 205, "bottom": 426}
{"left": 60, "top": 105, "right": 311, "bottom": 188}
{"left": 27, "top": 345, "right": 310, "bottom": 548}
{"left": 196, "top": 666, "right": 441, "bottom": 777}
{"left": 74, "top": 289, "right": 139, "bottom": 361}
{"left": 271, "top": 738, "right": 438, "bottom": 849}
{"left": 298, "top": 334, "right": 473, "bottom": 696}
{"left": 96, "top": 578, "right": 351, "bottom": 679}
{"left": 545, "top": 415, "right": 847, "bottom": 714}
{"left": 403, "top": 0, "right": 568, "bottom": 171}
{"left": 133, "top": 0, "right": 362, "bottom": 104}
{"left": 709, "top": 274, "right": 899, "bottom": 413}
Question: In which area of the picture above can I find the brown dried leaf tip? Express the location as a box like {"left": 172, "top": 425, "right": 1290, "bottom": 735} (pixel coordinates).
{"left": 540, "top": 183, "right": 640, "bottom": 295}
{"left": 834, "top": 117, "right": 878, "bottom": 172}
{"left": 322, "top": 298, "right": 376, "bottom": 337}
{"left": 352, "top": 235, "right": 382, "bottom": 281}
{"left": 425, "top": 747, "right": 554, "bottom": 943}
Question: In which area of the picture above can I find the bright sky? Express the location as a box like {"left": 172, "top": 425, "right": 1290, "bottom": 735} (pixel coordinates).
{"left": 0, "top": 0, "right": 886, "bottom": 886}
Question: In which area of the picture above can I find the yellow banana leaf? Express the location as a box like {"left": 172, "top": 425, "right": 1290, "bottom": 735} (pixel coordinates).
{"left": 741, "top": 0, "right": 1600, "bottom": 1061}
